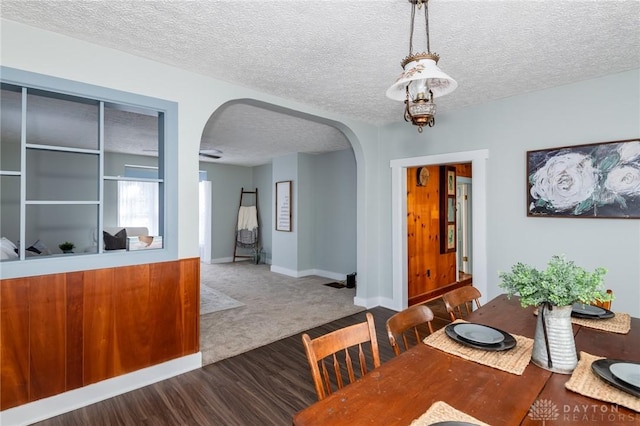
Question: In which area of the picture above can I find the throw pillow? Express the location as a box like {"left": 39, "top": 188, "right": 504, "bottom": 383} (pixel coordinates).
{"left": 103, "top": 229, "right": 127, "bottom": 250}
{"left": 27, "top": 239, "right": 51, "bottom": 255}
{"left": 1, "top": 237, "right": 19, "bottom": 260}
{"left": 1, "top": 236, "right": 17, "bottom": 251}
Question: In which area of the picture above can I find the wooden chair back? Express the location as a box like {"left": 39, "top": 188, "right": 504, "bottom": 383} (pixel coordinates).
{"left": 442, "top": 286, "right": 482, "bottom": 321}
{"left": 386, "top": 304, "right": 434, "bottom": 356}
{"left": 593, "top": 289, "right": 613, "bottom": 310}
{"left": 301, "top": 312, "right": 381, "bottom": 401}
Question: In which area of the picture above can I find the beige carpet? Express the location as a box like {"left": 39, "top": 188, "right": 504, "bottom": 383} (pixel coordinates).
{"left": 199, "top": 261, "right": 366, "bottom": 365}
{"left": 200, "top": 284, "right": 244, "bottom": 315}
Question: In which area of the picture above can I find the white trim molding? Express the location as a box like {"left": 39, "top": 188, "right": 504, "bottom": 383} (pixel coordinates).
{"left": 390, "top": 149, "right": 489, "bottom": 311}
{"left": 0, "top": 353, "right": 202, "bottom": 426}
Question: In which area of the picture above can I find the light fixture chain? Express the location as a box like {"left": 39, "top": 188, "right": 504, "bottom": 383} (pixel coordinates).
{"left": 424, "top": 0, "right": 430, "bottom": 53}
{"left": 389, "top": 0, "right": 456, "bottom": 132}
{"left": 409, "top": 0, "right": 431, "bottom": 55}
{"left": 409, "top": 0, "right": 416, "bottom": 55}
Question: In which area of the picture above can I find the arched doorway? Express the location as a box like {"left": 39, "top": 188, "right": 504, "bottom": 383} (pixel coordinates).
{"left": 198, "top": 99, "right": 363, "bottom": 283}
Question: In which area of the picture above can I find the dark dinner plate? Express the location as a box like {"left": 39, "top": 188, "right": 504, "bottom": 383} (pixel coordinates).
{"left": 571, "top": 303, "right": 615, "bottom": 319}
{"left": 445, "top": 323, "right": 516, "bottom": 351}
{"left": 453, "top": 323, "right": 505, "bottom": 345}
{"left": 610, "top": 362, "right": 640, "bottom": 388}
{"left": 591, "top": 359, "right": 640, "bottom": 398}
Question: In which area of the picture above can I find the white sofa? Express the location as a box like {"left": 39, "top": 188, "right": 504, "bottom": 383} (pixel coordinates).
{"left": 104, "top": 227, "right": 149, "bottom": 238}
{"left": 84, "top": 227, "right": 149, "bottom": 252}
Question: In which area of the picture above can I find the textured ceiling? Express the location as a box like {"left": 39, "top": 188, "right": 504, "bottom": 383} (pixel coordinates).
{"left": 2, "top": 0, "right": 639, "bottom": 166}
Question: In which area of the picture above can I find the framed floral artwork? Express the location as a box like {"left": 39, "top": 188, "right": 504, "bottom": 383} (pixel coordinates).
{"left": 527, "top": 139, "right": 640, "bottom": 218}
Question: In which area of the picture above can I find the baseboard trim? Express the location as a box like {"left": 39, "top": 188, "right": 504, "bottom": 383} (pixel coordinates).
{"left": 304, "top": 269, "right": 345, "bottom": 281}
{"left": 270, "top": 266, "right": 345, "bottom": 281}
{"left": 211, "top": 257, "right": 237, "bottom": 263}
{"left": 0, "top": 353, "right": 202, "bottom": 426}
{"left": 353, "top": 295, "right": 394, "bottom": 311}
{"left": 210, "top": 257, "right": 271, "bottom": 265}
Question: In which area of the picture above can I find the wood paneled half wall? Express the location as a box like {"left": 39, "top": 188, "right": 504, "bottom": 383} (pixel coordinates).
{"left": 0, "top": 258, "right": 200, "bottom": 410}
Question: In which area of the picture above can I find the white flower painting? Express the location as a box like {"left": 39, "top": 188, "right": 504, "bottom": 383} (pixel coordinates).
{"left": 528, "top": 140, "right": 640, "bottom": 218}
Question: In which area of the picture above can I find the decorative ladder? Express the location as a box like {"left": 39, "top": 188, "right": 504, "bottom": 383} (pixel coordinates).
{"left": 233, "top": 187, "right": 259, "bottom": 262}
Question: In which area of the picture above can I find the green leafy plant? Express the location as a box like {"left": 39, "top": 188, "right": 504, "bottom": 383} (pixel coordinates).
{"left": 498, "top": 255, "right": 612, "bottom": 308}
{"left": 58, "top": 241, "right": 75, "bottom": 251}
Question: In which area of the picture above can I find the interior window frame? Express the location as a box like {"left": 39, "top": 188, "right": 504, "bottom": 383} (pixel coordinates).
{"left": 0, "top": 66, "right": 178, "bottom": 279}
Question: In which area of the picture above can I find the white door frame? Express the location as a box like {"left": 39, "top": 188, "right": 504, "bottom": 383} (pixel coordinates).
{"left": 457, "top": 177, "right": 472, "bottom": 274}
{"left": 390, "top": 149, "right": 489, "bottom": 311}
{"left": 199, "top": 180, "right": 212, "bottom": 263}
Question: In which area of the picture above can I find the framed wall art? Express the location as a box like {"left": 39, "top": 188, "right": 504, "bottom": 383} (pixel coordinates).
{"left": 440, "top": 165, "right": 456, "bottom": 253}
{"left": 527, "top": 139, "right": 640, "bottom": 218}
{"left": 275, "top": 180, "right": 292, "bottom": 231}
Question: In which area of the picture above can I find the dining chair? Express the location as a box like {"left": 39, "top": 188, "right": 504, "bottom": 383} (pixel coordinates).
{"left": 442, "top": 285, "right": 482, "bottom": 321}
{"left": 301, "top": 312, "right": 381, "bottom": 401}
{"left": 386, "top": 304, "right": 434, "bottom": 356}
{"left": 592, "top": 289, "right": 614, "bottom": 310}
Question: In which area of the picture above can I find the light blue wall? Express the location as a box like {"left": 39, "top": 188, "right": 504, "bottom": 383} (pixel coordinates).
{"left": 297, "top": 153, "right": 314, "bottom": 271}
{"left": 1, "top": 138, "right": 22, "bottom": 245}
{"left": 272, "top": 154, "right": 299, "bottom": 271}
{"left": 252, "top": 163, "right": 273, "bottom": 263}
{"left": 379, "top": 69, "right": 640, "bottom": 316}
{"left": 198, "top": 161, "right": 253, "bottom": 261}
{"left": 25, "top": 149, "right": 98, "bottom": 253}
{"left": 312, "top": 149, "right": 357, "bottom": 275}
{"left": 1, "top": 143, "right": 160, "bottom": 255}
{"left": 198, "top": 150, "right": 356, "bottom": 276}
{"left": 263, "top": 149, "right": 357, "bottom": 276}
{"left": 2, "top": 19, "right": 639, "bottom": 425}
{"left": 2, "top": 19, "right": 638, "bottom": 315}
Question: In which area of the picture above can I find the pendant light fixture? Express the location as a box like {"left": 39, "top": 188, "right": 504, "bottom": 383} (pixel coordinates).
{"left": 386, "top": 0, "right": 457, "bottom": 132}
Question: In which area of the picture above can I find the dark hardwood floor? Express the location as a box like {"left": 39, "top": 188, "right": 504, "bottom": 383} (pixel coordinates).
{"left": 33, "top": 299, "right": 451, "bottom": 426}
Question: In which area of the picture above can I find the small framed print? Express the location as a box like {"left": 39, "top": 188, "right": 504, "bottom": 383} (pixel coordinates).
{"left": 447, "top": 168, "right": 456, "bottom": 196}
{"left": 276, "top": 180, "right": 292, "bottom": 231}
{"left": 440, "top": 165, "right": 456, "bottom": 253}
{"left": 446, "top": 224, "right": 456, "bottom": 251}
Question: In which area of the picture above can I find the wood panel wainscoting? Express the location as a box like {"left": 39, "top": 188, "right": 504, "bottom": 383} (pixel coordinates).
{"left": 0, "top": 257, "right": 200, "bottom": 411}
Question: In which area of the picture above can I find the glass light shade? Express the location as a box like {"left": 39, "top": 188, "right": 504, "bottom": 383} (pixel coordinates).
{"left": 405, "top": 97, "right": 436, "bottom": 130}
{"left": 386, "top": 55, "right": 457, "bottom": 102}
{"left": 408, "top": 100, "right": 436, "bottom": 117}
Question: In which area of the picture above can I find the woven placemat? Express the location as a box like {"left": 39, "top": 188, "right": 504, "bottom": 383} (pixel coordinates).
{"left": 423, "top": 320, "right": 533, "bottom": 375}
{"left": 571, "top": 313, "right": 631, "bottom": 334}
{"left": 410, "top": 401, "right": 491, "bottom": 426}
{"left": 565, "top": 351, "right": 640, "bottom": 413}
{"left": 532, "top": 308, "right": 631, "bottom": 334}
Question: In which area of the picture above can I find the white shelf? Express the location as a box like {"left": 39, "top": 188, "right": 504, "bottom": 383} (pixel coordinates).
{"left": 26, "top": 143, "right": 100, "bottom": 155}
{"left": 25, "top": 200, "right": 100, "bottom": 205}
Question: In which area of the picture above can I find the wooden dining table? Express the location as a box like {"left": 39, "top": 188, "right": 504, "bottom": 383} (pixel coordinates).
{"left": 293, "top": 294, "right": 640, "bottom": 426}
